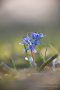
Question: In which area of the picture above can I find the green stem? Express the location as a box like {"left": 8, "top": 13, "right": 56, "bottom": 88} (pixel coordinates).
{"left": 24, "top": 44, "right": 28, "bottom": 57}
{"left": 31, "top": 50, "right": 34, "bottom": 61}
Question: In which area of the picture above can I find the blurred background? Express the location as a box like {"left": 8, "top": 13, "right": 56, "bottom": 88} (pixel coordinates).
{"left": 0, "top": 0, "right": 60, "bottom": 61}
{"left": 0, "top": 1, "right": 60, "bottom": 90}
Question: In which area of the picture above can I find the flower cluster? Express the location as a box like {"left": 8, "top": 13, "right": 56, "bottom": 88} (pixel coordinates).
{"left": 19, "top": 32, "right": 44, "bottom": 66}
{"left": 21, "top": 32, "right": 44, "bottom": 53}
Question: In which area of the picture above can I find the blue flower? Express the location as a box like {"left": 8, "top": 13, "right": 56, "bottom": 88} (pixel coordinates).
{"left": 29, "top": 44, "right": 35, "bottom": 51}
{"left": 31, "top": 32, "right": 44, "bottom": 40}
{"left": 22, "top": 35, "right": 35, "bottom": 52}
{"left": 32, "top": 40, "right": 41, "bottom": 47}
{"left": 22, "top": 35, "right": 31, "bottom": 44}
{"left": 28, "top": 44, "right": 37, "bottom": 53}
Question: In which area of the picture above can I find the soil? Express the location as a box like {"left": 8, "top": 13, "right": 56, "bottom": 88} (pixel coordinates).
{"left": 0, "top": 69, "right": 60, "bottom": 90}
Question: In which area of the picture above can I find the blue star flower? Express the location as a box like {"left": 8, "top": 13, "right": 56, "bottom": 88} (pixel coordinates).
{"left": 28, "top": 44, "right": 37, "bottom": 53}
{"left": 29, "top": 44, "right": 35, "bottom": 51}
{"left": 22, "top": 35, "right": 36, "bottom": 52}
{"left": 22, "top": 35, "right": 31, "bottom": 44}
{"left": 32, "top": 40, "right": 41, "bottom": 47}
{"left": 31, "top": 32, "right": 44, "bottom": 40}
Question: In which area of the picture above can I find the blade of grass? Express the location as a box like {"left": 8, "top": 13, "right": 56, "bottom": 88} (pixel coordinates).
{"left": 10, "top": 58, "right": 16, "bottom": 69}
{"left": 39, "top": 54, "right": 58, "bottom": 71}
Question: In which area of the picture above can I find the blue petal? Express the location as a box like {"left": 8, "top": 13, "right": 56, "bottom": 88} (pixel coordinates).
{"left": 31, "top": 32, "right": 37, "bottom": 39}
{"left": 29, "top": 44, "right": 35, "bottom": 51}
{"left": 39, "top": 33, "right": 44, "bottom": 38}
{"left": 32, "top": 40, "right": 41, "bottom": 47}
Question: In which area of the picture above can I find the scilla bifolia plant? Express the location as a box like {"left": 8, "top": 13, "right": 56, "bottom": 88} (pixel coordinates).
{"left": 19, "top": 32, "right": 44, "bottom": 67}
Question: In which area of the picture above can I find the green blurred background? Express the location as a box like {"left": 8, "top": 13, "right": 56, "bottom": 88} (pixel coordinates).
{"left": 0, "top": 0, "right": 60, "bottom": 61}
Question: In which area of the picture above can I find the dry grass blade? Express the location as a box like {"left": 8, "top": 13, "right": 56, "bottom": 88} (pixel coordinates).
{"left": 39, "top": 54, "right": 58, "bottom": 71}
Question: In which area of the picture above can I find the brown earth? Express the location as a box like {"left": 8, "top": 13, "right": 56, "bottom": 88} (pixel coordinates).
{"left": 0, "top": 69, "right": 60, "bottom": 90}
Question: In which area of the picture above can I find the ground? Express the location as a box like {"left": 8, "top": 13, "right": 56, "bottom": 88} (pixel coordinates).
{"left": 0, "top": 68, "right": 60, "bottom": 90}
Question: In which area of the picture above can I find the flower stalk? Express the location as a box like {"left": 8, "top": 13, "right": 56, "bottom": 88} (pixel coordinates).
{"left": 30, "top": 50, "right": 36, "bottom": 66}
